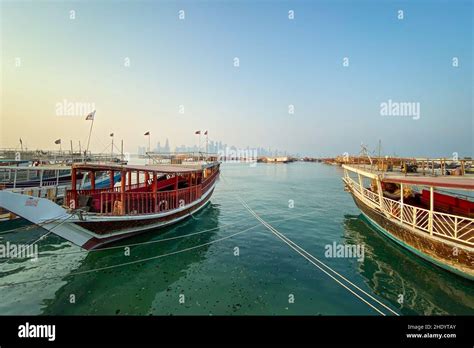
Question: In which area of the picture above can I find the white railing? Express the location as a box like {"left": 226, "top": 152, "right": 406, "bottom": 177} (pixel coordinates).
{"left": 380, "top": 196, "right": 473, "bottom": 245}
{"left": 344, "top": 174, "right": 380, "bottom": 206}
{"left": 344, "top": 170, "right": 474, "bottom": 246}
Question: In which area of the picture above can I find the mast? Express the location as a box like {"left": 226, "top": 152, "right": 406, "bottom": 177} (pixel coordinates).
{"left": 110, "top": 133, "right": 114, "bottom": 158}
{"left": 85, "top": 110, "right": 96, "bottom": 155}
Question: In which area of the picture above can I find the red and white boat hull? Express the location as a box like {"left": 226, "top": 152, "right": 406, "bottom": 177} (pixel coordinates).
{"left": 0, "top": 182, "right": 217, "bottom": 250}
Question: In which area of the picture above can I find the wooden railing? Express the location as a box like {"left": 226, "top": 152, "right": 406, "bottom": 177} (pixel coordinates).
{"left": 98, "top": 170, "right": 218, "bottom": 216}
{"left": 99, "top": 185, "right": 203, "bottom": 215}
{"left": 65, "top": 181, "right": 148, "bottom": 207}
{"left": 344, "top": 172, "right": 474, "bottom": 246}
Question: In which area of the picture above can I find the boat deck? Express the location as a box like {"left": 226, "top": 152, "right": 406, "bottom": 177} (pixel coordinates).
{"left": 344, "top": 164, "right": 474, "bottom": 190}
{"left": 382, "top": 175, "right": 474, "bottom": 190}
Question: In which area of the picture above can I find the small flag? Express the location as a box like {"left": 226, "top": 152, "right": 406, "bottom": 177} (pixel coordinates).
{"left": 195, "top": 130, "right": 201, "bottom": 135}
{"left": 144, "top": 131, "right": 150, "bottom": 136}
{"left": 204, "top": 130, "right": 208, "bottom": 135}
{"left": 110, "top": 133, "right": 114, "bottom": 137}
{"left": 19, "top": 138, "right": 23, "bottom": 145}
{"left": 54, "top": 139, "right": 61, "bottom": 144}
{"left": 85, "top": 110, "right": 96, "bottom": 120}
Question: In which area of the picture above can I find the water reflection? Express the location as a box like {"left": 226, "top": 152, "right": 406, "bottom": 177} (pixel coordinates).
{"left": 27, "top": 203, "right": 220, "bottom": 315}
{"left": 343, "top": 214, "right": 474, "bottom": 315}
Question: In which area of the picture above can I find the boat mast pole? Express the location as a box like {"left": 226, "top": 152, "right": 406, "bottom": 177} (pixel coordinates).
{"left": 86, "top": 116, "right": 95, "bottom": 155}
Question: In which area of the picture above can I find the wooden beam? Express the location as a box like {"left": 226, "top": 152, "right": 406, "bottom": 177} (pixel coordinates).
{"left": 109, "top": 170, "right": 115, "bottom": 189}
{"left": 90, "top": 171, "right": 95, "bottom": 190}
{"left": 121, "top": 170, "right": 126, "bottom": 215}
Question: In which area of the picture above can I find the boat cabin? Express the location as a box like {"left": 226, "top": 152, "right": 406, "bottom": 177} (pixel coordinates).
{"left": 66, "top": 162, "right": 220, "bottom": 216}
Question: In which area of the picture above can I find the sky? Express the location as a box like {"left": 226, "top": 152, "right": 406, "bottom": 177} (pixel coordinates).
{"left": 0, "top": 0, "right": 472, "bottom": 157}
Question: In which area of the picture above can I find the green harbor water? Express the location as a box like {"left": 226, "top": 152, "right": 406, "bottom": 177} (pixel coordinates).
{"left": 0, "top": 163, "right": 473, "bottom": 315}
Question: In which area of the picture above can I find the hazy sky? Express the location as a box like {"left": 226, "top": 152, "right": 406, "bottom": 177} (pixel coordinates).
{"left": 1, "top": 0, "right": 472, "bottom": 157}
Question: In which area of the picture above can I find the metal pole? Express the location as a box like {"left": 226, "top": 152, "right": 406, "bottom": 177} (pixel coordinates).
{"left": 86, "top": 117, "right": 95, "bottom": 153}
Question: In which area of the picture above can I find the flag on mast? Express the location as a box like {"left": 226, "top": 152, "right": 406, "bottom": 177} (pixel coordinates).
{"left": 204, "top": 130, "right": 208, "bottom": 135}
{"left": 85, "top": 110, "right": 96, "bottom": 120}
{"left": 195, "top": 130, "right": 201, "bottom": 135}
{"left": 54, "top": 139, "right": 61, "bottom": 144}
{"left": 144, "top": 131, "right": 150, "bottom": 136}
{"left": 110, "top": 133, "right": 114, "bottom": 137}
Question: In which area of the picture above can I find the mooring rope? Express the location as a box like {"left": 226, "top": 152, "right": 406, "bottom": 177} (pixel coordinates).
{"left": 219, "top": 174, "right": 399, "bottom": 316}
{"left": 239, "top": 197, "right": 399, "bottom": 316}
{"left": 0, "top": 206, "right": 323, "bottom": 287}
{"left": 0, "top": 213, "right": 72, "bottom": 235}
{"left": 36, "top": 209, "right": 319, "bottom": 257}
{"left": 0, "top": 223, "right": 256, "bottom": 287}
{"left": 0, "top": 213, "right": 74, "bottom": 267}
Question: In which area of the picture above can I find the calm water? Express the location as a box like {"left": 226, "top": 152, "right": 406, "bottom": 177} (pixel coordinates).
{"left": 0, "top": 163, "right": 473, "bottom": 315}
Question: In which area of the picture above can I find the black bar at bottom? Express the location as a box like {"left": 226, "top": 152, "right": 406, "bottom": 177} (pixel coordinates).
{"left": 0, "top": 316, "right": 471, "bottom": 346}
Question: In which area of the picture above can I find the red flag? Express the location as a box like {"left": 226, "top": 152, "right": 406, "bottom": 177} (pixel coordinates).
{"left": 144, "top": 131, "right": 150, "bottom": 136}
{"left": 195, "top": 130, "right": 201, "bottom": 135}
{"left": 204, "top": 130, "right": 208, "bottom": 135}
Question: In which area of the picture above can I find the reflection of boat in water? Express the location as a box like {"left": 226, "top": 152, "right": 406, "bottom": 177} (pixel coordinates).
{"left": 343, "top": 214, "right": 474, "bottom": 315}
{"left": 342, "top": 164, "right": 474, "bottom": 280}
{"left": 37, "top": 203, "right": 221, "bottom": 315}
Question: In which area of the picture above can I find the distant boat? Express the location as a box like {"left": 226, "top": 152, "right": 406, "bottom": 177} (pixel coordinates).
{"left": 342, "top": 164, "right": 474, "bottom": 280}
{"left": 0, "top": 158, "right": 220, "bottom": 250}
{"left": 258, "top": 156, "right": 295, "bottom": 163}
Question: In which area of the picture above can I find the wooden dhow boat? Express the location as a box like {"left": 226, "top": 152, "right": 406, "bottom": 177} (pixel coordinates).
{"left": 342, "top": 165, "right": 474, "bottom": 280}
{"left": 0, "top": 158, "right": 220, "bottom": 250}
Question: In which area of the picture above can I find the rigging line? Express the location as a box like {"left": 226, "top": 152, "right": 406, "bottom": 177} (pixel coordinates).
{"left": 37, "top": 209, "right": 319, "bottom": 257}
{"left": 238, "top": 197, "right": 399, "bottom": 316}
{"left": 0, "top": 224, "right": 38, "bottom": 235}
{"left": 0, "top": 224, "right": 258, "bottom": 288}
{"left": 0, "top": 212, "right": 72, "bottom": 235}
{"left": 0, "top": 213, "right": 75, "bottom": 268}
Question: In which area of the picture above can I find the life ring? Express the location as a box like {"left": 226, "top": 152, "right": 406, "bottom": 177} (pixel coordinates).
{"left": 159, "top": 200, "right": 168, "bottom": 211}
